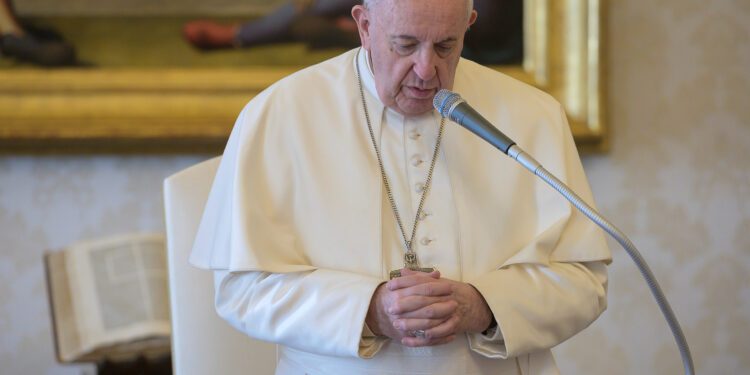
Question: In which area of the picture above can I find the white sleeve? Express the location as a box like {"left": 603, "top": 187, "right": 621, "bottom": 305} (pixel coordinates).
{"left": 213, "top": 269, "right": 388, "bottom": 358}
{"left": 468, "top": 261, "right": 608, "bottom": 359}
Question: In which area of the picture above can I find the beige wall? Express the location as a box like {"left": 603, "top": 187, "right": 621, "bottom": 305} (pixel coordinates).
{"left": 0, "top": 156, "right": 204, "bottom": 374}
{"left": 555, "top": 0, "right": 750, "bottom": 373}
{"left": 1, "top": 0, "right": 748, "bottom": 374}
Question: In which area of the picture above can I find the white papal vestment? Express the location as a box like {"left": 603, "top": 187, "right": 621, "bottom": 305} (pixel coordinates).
{"left": 190, "top": 48, "right": 612, "bottom": 375}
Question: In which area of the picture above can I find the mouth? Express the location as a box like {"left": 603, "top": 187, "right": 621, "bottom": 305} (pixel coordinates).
{"left": 404, "top": 86, "right": 437, "bottom": 100}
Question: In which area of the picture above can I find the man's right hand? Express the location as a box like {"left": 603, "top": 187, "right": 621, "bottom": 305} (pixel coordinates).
{"left": 365, "top": 270, "right": 459, "bottom": 346}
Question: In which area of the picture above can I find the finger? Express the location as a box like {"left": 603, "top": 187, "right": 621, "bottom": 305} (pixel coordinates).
{"left": 400, "top": 268, "right": 441, "bottom": 278}
{"left": 387, "top": 270, "right": 441, "bottom": 291}
{"left": 392, "top": 318, "right": 445, "bottom": 331}
{"left": 398, "top": 281, "right": 453, "bottom": 298}
{"left": 393, "top": 315, "right": 458, "bottom": 339}
{"left": 395, "top": 300, "right": 457, "bottom": 320}
{"left": 388, "top": 295, "right": 451, "bottom": 315}
{"left": 420, "top": 315, "right": 460, "bottom": 340}
{"left": 401, "top": 334, "right": 456, "bottom": 347}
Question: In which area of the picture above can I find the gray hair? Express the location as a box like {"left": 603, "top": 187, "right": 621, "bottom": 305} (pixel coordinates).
{"left": 363, "top": 0, "right": 474, "bottom": 21}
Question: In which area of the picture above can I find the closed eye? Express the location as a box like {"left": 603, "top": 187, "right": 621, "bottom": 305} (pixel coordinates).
{"left": 435, "top": 43, "right": 455, "bottom": 57}
{"left": 394, "top": 43, "right": 418, "bottom": 55}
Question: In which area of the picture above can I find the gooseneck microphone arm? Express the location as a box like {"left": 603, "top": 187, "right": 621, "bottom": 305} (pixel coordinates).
{"left": 433, "top": 90, "right": 695, "bottom": 375}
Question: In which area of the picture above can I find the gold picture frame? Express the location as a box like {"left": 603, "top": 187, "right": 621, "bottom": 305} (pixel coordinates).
{"left": 0, "top": 0, "right": 606, "bottom": 153}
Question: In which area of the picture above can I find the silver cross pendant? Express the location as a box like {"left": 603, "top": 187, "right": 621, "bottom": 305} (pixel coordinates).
{"left": 389, "top": 252, "right": 434, "bottom": 279}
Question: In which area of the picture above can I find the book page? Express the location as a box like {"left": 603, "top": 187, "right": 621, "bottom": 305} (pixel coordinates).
{"left": 45, "top": 251, "right": 82, "bottom": 362}
{"left": 65, "top": 233, "right": 171, "bottom": 359}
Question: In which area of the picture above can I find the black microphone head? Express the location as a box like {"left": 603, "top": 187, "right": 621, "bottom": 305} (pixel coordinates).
{"left": 433, "top": 89, "right": 464, "bottom": 119}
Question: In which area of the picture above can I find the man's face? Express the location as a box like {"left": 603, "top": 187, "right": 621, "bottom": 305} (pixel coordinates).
{"left": 353, "top": 0, "right": 477, "bottom": 117}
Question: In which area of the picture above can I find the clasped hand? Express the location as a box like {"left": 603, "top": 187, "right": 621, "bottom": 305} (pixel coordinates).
{"left": 365, "top": 269, "right": 492, "bottom": 347}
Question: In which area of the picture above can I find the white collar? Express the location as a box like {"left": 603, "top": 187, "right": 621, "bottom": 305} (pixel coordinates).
{"left": 356, "top": 48, "right": 380, "bottom": 102}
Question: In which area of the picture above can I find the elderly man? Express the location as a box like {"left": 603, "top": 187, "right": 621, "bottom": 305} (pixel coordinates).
{"left": 190, "top": 0, "right": 611, "bottom": 374}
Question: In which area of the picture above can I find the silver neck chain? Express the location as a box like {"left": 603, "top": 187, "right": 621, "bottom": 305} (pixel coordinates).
{"left": 355, "top": 49, "right": 446, "bottom": 253}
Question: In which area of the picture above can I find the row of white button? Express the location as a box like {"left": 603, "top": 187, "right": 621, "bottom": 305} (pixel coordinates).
{"left": 408, "top": 125, "right": 434, "bottom": 249}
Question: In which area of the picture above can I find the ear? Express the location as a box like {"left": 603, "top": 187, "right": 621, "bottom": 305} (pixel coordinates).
{"left": 468, "top": 10, "right": 478, "bottom": 28}
{"left": 351, "top": 5, "right": 373, "bottom": 51}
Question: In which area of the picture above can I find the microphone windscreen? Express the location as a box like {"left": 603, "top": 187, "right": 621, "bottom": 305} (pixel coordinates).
{"left": 433, "top": 89, "right": 463, "bottom": 118}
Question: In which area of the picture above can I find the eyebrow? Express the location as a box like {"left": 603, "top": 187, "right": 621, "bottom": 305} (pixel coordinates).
{"left": 390, "top": 35, "right": 458, "bottom": 44}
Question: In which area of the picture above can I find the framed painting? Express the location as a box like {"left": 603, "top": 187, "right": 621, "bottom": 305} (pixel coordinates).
{"left": 0, "top": 0, "right": 606, "bottom": 153}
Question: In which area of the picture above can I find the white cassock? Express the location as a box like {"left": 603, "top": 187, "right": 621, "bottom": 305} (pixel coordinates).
{"left": 190, "top": 48, "right": 612, "bottom": 375}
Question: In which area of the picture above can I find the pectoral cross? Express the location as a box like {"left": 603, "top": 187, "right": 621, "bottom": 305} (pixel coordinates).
{"left": 389, "top": 252, "right": 435, "bottom": 279}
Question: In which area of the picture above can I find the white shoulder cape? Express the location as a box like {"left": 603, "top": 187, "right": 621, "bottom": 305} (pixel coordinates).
{"left": 190, "top": 49, "right": 611, "bottom": 280}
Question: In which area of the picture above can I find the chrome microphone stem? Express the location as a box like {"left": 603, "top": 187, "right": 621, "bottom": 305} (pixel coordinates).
{"left": 507, "top": 144, "right": 695, "bottom": 375}
{"left": 433, "top": 89, "right": 694, "bottom": 374}
{"left": 507, "top": 145, "right": 541, "bottom": 173}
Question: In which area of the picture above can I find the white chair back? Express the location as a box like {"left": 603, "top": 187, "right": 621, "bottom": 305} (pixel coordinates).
{"left": 164, "top": 156, "right": 277, "bottom": 375}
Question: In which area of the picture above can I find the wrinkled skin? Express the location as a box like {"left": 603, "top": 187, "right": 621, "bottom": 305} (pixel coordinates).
{"left": 352, "top": 0, "right": 477, "bottom": 116}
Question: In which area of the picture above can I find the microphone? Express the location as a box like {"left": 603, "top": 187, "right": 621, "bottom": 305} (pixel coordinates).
{"left": 432, "top": 90, "right": 516, "bottom": 154}
{"left": 433, "top": 89, "right": 695, "bottom": 375}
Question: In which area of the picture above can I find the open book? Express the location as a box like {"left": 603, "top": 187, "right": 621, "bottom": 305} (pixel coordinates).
{"left": 44, "top": 233, "right": 171, "bottom": 363}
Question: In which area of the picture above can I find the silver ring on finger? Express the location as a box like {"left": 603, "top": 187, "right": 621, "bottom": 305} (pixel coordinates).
{"left": 412, "top": 329, "right": 426, "bottom": 338}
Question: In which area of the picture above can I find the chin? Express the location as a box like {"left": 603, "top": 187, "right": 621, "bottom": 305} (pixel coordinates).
{"left": 398, "top": 100, "right": 434, "bottom": 117}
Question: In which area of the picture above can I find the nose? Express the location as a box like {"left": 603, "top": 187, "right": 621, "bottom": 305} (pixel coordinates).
{"left": 412, "top": 48, "right": 437, "bottom": 82}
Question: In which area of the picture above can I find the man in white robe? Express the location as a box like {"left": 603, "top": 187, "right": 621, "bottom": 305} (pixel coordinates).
{"left": 190, "top": 0, "right": 612, "bottom": 374}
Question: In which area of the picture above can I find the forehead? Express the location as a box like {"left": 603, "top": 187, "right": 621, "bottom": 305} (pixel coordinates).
{"left": 373, "top": 0, "right": 468, "bottom": 40}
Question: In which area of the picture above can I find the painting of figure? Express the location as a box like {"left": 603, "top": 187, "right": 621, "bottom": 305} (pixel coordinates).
{"left": 0, "top": 0, "right": 604, "bottom": 153}
{"left": 0, "top": 0, "right": 77, "bottom": 66}
{"left": 1, "top": 0, "right": 522, "bottom": 68}
{"left": 183, "top": 0, "right": 523, "bottom": 65}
